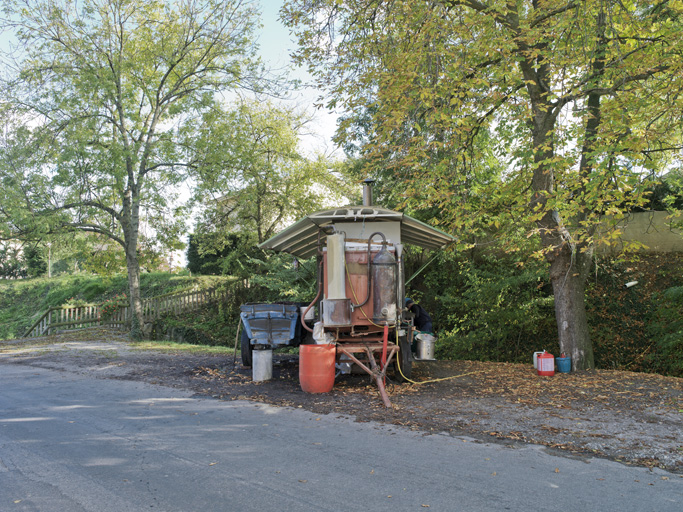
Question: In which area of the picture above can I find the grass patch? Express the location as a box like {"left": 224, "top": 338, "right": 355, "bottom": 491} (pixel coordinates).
{"left": 0, "top": 338, "right": 61, "bottom": 353}
{"left": 130, "top": 340, "right": 237, "bottom": 355}
{"left": 0, "top": 336, "right": 238, "bottom": 357}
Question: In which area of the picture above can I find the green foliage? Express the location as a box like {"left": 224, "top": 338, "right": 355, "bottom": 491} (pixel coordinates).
{"left": 649, "top": 170, "right": 683, "bottom": 232}
{"left": 420, "top": 250, "right": 683, "bottom": 377}
{"left": 647, "top": 287, "right": 683, "bottom": 377}
{"left": 247, "top": 253, "right": 318, "bottom": 303}
{"left": 64, "top": 296, "right": 89, "bottom": 307}
{"left": 0, "top": 272, "right": 233, "bottom": 340}
{"left": 151, "top": 277, "right": 258, "bottom": 347}
{"left": 24, "top": 245, "right": 47, "bottom": 278}
{"left": 0, "top": 243, "right": 26, "bottom": 278}
{"left": 187, "top": 232, "right": 262, "bottom": 278}
{"left": 189, "top": 100, "right": 354, "bottom": 256}
{"left": 422, "top": 251, "right": 557, "bottom": 363}
{"left": 159, "top": 304, "right": 235, "bottom": 347}
{"left": 79, "top": 279, "right": 111, "bottom": 302}
{"left": 186, "top": 234, "right": 220, "bottom": 275}
{"left": 641, "top": 173, "right": 683, "bottom": 211}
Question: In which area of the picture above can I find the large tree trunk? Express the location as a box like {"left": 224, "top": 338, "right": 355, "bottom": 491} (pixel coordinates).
{"left": 548, "top": 245, "right": 595, "bottom": 371}
{"left": 122, "top": 179, "right": 144, "bottom": 340}
{"left": 125, "top": 245, "right": 143, "bottom": 340}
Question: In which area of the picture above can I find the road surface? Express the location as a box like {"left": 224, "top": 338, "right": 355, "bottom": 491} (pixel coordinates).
{"left": 1, "top": 364, "right": 681, "bottom": 511}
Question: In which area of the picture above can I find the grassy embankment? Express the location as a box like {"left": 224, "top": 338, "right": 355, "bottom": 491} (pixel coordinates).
{"left": 0, "top": 272, "right": 235, "bottom": 341}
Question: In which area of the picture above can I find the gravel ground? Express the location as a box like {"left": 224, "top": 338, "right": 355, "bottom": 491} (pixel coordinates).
{"left": 2, "top": 328, "right": 682, "bottom": 474}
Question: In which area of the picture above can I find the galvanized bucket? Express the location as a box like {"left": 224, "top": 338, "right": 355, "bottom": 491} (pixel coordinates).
{"left": 252, "top": 349, "right": 273, "bottom": 382}
{"left": 416, "top": 333, "right": 436, "bottom": 360}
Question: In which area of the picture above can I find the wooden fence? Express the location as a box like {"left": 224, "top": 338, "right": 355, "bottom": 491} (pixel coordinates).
{"left": 24, "top": 287, "right": 228, "bottom": 338}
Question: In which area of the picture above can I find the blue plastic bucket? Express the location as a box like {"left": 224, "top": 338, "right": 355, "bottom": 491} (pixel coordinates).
{"left": 556, "top": 356, "right": 571, "bottom": 373}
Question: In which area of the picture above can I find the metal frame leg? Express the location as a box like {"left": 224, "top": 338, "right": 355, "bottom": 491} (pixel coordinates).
{"left": 337, "top": 345, "right": 396, "bottom": 408}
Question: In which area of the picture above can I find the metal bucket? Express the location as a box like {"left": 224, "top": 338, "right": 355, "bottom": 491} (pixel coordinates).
{"left": 252, "top": 349, "right": 273, "bottom": 382}
{"left": 416, "top": 333, "right": 435, "bottom": 360}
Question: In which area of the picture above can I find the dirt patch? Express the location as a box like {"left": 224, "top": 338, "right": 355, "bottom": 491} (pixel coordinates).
{"left": 2, "top": 328, "right": 682, "bottom": 474}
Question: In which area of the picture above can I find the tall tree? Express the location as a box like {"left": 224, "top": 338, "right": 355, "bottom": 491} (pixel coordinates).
{"left": 0, "top": 0, "right": 259, "bottom": 337}
{"left": 190, "top": 100, "right": 352, "bottom": 251}
{"left": 283, "top": 0, "right": 683, "bottom": 369}
{"left": 0, "top": 242, "right": 25, "bottom": 278}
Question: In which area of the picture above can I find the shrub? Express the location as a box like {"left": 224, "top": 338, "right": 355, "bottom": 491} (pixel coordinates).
{"left": 100, "top": 294, "right": 127, "bottom": 320}
{"left": 422, "top": 252, "right": 557, "bottom": 362}
{"left": 646, "top": 286, "right": 683, "bottom": 377}
{"left": 246, "top": 253, "right": 318, "bottom": 303}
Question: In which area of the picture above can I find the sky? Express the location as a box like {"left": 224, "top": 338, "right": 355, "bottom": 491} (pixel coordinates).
{"left": 255, "top": 0, "right": 340, "bottom": 156}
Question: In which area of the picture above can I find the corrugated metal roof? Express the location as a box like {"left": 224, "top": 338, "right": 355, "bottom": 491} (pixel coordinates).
{"left": 259, "top": 206, "right": 455, "bottom": 259}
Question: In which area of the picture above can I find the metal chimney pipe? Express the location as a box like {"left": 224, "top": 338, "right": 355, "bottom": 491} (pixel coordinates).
{"left": 362, "top": 178, "right": 375, "bottom": 206}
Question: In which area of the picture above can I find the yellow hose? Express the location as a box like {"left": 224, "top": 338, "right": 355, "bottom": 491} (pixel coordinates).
{"left": 394, "top": 323, "right": 484, "bottom": 385}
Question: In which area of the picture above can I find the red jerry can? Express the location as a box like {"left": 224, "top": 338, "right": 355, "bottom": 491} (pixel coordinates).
{"left": 537, "top": 352, "right": 555, "bottom": 376}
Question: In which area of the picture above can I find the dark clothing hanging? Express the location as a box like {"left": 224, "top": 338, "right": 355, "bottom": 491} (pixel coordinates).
{"left": 408, "top": 303, "right": 433, "bottom": 333}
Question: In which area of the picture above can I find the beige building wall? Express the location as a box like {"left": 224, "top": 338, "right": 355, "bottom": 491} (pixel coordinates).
{"left": 598, "top": 211, "right": 683, "bottom": 254}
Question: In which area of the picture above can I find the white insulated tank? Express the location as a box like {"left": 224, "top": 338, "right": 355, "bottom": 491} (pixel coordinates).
{"left": 327, "top": 233, "right": 346, "bottom": 300}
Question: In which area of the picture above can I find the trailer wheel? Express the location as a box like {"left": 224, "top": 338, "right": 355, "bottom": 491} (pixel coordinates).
{"left": 241, "top": 328, "right": 253, "bottom": 367}
{"left": 394, "top": 334, "right": 413, "bottom": 382}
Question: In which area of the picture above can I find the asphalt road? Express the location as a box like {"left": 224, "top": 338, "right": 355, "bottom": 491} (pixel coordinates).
{"left": 1, "top": 364, "right": 681, "bottom": 512}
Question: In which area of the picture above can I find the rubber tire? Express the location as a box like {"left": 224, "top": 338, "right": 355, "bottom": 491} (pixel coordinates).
{"left": 394, "top": 334, "right": 413, "bottom": 382}
{"left": 241, "top": 327, "right": 253, "bottom": 367}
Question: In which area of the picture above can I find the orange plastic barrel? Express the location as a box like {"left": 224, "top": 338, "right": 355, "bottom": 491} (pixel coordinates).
{"left": 299, "top": 344, "right": 336, "bottom": 393}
